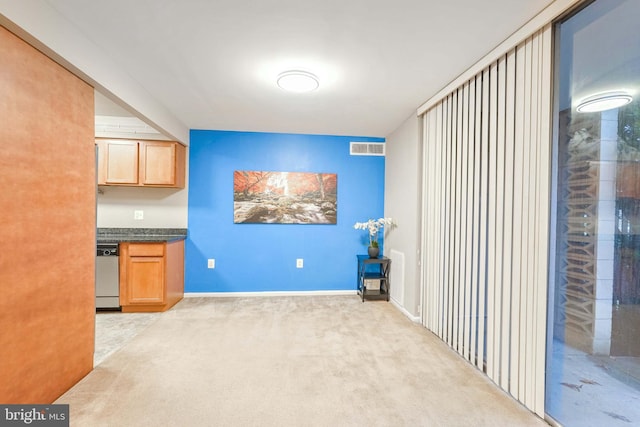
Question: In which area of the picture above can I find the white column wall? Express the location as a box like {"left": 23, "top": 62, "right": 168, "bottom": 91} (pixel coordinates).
{"left": 384, "top": 115, "right": 422, "bottom": 319}
{"left": 593, "top": 108, "right": 618, "bottom": 354}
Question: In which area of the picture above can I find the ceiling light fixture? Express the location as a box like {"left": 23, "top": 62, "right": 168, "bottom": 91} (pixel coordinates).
{"left": 276, "top": 70, "right": 319, "bottom": 93}
{"left": 576, "top": 91, "right": 633, "bottom": 113}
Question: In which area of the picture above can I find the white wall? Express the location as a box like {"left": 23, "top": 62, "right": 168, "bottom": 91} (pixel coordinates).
{"left": 384, "top": 114, "right": 422, "bottom": 318}
{"left": 97, "top": 186, "right": 188, "bottom": 228}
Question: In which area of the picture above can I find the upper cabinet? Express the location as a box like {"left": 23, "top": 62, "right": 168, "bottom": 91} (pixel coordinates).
{"left": 97, "top": 138, "right": 186, "bottom": 188}
{"left": 99, "top": 139, "right": 139, "bottom": 184}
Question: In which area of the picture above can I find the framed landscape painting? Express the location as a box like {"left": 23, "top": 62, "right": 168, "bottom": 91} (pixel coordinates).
{"left": 233, "top": 171, "right": 337, "bottom": 224}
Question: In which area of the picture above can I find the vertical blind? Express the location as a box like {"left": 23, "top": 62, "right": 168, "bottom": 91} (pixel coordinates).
{"left": 419, "top": 24, "right": 552, "bottom": 416}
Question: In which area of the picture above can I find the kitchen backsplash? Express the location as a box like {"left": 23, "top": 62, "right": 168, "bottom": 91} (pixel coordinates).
{"left": 97, "top": 228, "right": 187, "bottom": 237}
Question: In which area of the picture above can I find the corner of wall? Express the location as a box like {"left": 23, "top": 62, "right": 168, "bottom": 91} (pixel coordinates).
{"left": 384, "top": 114, "right": 422, "bottom": 318}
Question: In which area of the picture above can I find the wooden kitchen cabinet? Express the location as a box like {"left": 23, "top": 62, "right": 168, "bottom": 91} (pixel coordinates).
{"left": 97, "top": 138, "right": 186, "bottom": 188}
{"left": 119, "top": 240, "right": 185, "bottom": 312}
{"left": 99, "top": 139, "right": 139, "bottom": 184}
{"left": 140, "top": 141, "right": 180, "bottom": 186}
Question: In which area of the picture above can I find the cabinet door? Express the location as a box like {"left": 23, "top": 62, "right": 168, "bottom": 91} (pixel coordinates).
{"left": 126, "top": 256, "right": 165, "bottom": 304}
{"left": 103, "top": 140, "right": 139, "bottom": 184}
{"left": 140, "top": 141, "right": 176, "bottom": 186}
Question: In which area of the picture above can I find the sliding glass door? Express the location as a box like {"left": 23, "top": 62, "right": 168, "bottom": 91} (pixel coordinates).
{"left": 547, "top": 0, "right": 640, "bottom": 425}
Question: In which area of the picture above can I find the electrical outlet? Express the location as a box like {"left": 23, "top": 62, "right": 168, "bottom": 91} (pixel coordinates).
{"left": 296, "top": 258, "right": 303, "bottom": 268}
{"left": 134, "top": 210, "right": 144, "bottom": 220}
{"left": 207, "top": 259, "right": 215, "bottom": 269}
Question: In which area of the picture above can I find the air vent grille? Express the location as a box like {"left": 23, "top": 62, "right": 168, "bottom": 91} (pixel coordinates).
{"left": 350, "top": 142, "right": 385, "bottom": 156}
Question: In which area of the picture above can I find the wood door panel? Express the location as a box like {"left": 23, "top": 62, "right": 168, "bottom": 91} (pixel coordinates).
{"left": 105, "top": 140, "right": 139, "bottom": 184}
{"left": 0, "top": 26, "right": 94, "bottom": 403}
{"left": 127, "top": 257, "right": 165, "bottom": 304}
{"left": 128, "top": 243, "right": 164, "bottom": 257}
{"left": 141, "top": 142, "right": 175, "bottom": 185}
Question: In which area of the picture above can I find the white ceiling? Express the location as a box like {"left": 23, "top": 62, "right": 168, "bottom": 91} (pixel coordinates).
{"left": 47, "top": 0, "right": 554, "bottom": 138}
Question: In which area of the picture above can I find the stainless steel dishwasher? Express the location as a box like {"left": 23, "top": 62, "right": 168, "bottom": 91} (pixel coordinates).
{"left": 96, "top": 243, "right": 120, "bottom": 310}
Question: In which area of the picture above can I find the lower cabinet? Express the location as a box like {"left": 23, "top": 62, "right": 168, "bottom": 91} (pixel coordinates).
{"left": 119, "top": 240, "right": 184, "bottom": 312}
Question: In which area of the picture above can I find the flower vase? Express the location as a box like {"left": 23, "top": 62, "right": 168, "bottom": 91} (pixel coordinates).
{"left": 368, "top": 246, "right": 379, "bottom": 258}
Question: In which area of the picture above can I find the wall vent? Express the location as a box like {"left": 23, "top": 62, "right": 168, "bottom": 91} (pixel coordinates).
{"left": 389, "top": 249, "right": 405, "bottom": 305}
{"left": 350, "top": 142, "right": 385, "bottom": 156}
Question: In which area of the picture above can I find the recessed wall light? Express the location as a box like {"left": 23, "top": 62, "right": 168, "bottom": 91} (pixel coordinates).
{"left": 576, "top": 91, "right": 633, "bottom": 113}
{"left": 277, "top": 70, "right": 319, "bottom": 93}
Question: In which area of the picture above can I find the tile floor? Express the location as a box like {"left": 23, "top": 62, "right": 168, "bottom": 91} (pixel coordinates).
{"left": 547, "top": 339, "right": 640, "bottom": 426}
{"left": 94, "top": 310, "right": 161, "bottom": 366}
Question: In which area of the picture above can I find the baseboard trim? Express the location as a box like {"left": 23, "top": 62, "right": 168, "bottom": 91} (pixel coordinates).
{"left": 183, "top": 292, "right": 421, "bottom": 323}
{"left": 390, "top": 298, "right": 421, "bottom": 323}
{"left": 184, "top": 290, "right": 357, "bottom": 298}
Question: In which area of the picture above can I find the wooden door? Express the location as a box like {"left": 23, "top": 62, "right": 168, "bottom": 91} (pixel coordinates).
{"left": 103, "top": 140, "right": 139, "bottom": 184}
{"left": 121, "top": 243, "right": 166, "bottom": 305}
{"left": 126, "top": 256, "right": 165, "bottom": 304}
{"left": 140, "top": 141, "right": 176, "bottom": 185}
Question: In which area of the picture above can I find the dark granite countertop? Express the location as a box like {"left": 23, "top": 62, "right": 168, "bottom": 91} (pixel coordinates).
{"left": 97, "top": 228, "right": 187, "bottom": 244}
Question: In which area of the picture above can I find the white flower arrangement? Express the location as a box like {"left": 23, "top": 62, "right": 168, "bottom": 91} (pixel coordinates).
{"left": 353, "top": 217, "right": 396, "bottom": 248}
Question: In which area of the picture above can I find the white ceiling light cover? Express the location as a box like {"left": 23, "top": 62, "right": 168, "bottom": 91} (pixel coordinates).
{"left": 576, "top": 91, "right": 633, "bottom": 113}
{"left": 277, "top": 70, "right": 319, "bottom": 93}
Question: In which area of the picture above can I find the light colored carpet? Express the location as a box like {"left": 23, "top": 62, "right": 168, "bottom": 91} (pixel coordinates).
{"left": 57, "top": 296, "right": 547, "bottom": 426}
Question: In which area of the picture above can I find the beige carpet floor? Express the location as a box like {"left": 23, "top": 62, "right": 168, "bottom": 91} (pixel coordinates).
{"left": 56, "top": 296, "right": 547, "bottom": 426}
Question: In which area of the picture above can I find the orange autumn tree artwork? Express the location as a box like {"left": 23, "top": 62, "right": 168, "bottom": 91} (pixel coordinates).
{"left": 233, "top": 171, "right": 337, "bottom": 224}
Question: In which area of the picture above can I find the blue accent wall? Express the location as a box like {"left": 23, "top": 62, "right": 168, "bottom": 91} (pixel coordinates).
{"left": 186, "top": 130, "right": 385, "bottom": 292}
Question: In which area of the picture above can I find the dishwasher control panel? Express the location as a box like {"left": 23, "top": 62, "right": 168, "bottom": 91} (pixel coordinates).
{"left": 97, "top": 244, "right": 119, "bottom": 257}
